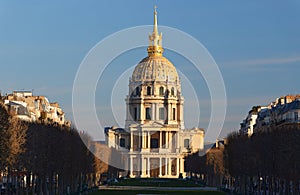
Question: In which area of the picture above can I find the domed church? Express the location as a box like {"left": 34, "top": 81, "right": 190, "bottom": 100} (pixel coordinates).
{"left": 105, "top": 7, "right": 204, "bottom": 178}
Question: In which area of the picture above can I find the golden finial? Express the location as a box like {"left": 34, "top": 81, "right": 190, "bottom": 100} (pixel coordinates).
{"left": 148, "top": 5, "right": 163, "bottom": 56}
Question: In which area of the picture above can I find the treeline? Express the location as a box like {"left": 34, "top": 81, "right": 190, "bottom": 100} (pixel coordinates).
{"left": 0, "top": 103, "right": 115, "bottom": 194}
{"left": 185, "top": 144, "right": 225, "bottom": 187}
{"left": 225, "top": 128, "right": 300, "bottom": 194}
{"left": 185, "top": 127, "right": 300, "bottom": 194}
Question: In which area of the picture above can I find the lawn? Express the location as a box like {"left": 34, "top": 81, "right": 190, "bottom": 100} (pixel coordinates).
{"left": 88, "top": 190, "right": 225, "bottom": 195}
{"left": 107, "top": 178, "right": 205, "bottom": 187}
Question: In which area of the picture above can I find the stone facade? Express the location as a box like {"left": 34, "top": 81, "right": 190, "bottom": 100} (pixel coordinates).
{"left": 105, "top": 8, "right": 204, "bottom": 178}
{"left": 239, "top": 94, "right": 300, "bottom": 136}
{"left": 3, "top": 90, "right": 70, "bottom": 126}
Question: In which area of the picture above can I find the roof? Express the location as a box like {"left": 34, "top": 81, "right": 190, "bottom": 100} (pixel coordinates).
{"left": 281, "top": 99, "right": 300, "bottom": 114}
{"left": 104, "top": 126, "right": 129, "bottom": 135}
{"left": 131, "top": 55, "right": 179, "bottom": 83}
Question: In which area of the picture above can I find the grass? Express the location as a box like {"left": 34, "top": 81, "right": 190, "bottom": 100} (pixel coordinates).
{"left": 88, "top": 190, "right": 225, "bottom": 195}
{"left": 108, "top": 178, "right": 205, "bottom": 187}
{"left": 90, "top": 178, "right": 226, "bottom": 195}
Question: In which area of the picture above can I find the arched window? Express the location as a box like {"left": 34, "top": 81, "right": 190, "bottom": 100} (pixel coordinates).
{"left": 147, "top": 86, "right": 151, "bottom": 96}
{"left": 171, "top": 87, "right": 175, "bottom": 96}
{"left": 159, "top": 86, "right": 164, "bottom": 96}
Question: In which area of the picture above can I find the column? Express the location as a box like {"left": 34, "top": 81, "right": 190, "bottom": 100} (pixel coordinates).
{"left": 141, "top": 132, "right": 143, "bottom": 148}
{"left": 141, "top": 158, "right": 146, "bottom": 177}
{"left": 142, "top": 132, "right": 145, "bottom": 148}
{"left": 164, "top": 158, "right": 168, "bottom": 176}
{"left": 140, "top": 100, "right": 144, "bottom": 124}
{"left": 115, "top": 135, "right": 118, "bottom": 149}
{"left": 166, "top": 131, "right": 169, "bottom": 149}
{"left": 180, "top": 102, "right": 184, "bottom": 128}
{"left": 151, "top": 103, "right": 155, "bottom": 120}
{"left": 175, "top": 132, "right": 178, "bottom": 152}
{"left": 147, "top": 157, "right": 150, "bottom": 177}
{"left": 146, "top": 132, "right": 149, "bottom": 148}
{"left": 130, "top": 132, "right": 133, "bottom": 151}
{"left": 168, "top": 158, "right": 171, "bottom": 177}
{"left": 159, "top": 158, "right": 162, "bottom": 177}
{"left": 159, "top": 131, "right": 162, "bottom": 149}
{"left": 169, "top": 132, "right": 172, "bottom": 152}
{"left": 126, "top": 101, "right": 130, "bottom": 121}
{"left": 148, "top": 131, "right": 151, "bottom": 148}
{"left": 144, "top": 132, "right": 147, "bottom": 148}
{"left": 130, "top": 156, "right": 133, "bottom": 177}
{"left": 180, "top": 157, "right": 185, "bottom": 177}
{"left": 176, "top": 158, "right": 180, "bottom": 177}
{"left": 176, "top": 132, "right": 179, "bottom": 152}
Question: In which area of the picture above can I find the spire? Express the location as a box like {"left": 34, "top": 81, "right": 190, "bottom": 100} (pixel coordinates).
{"left": 148, "top": 5, "right": 163, "bottom": 56}
{"left": 153, "top": 5, "right": 158, "bottom": 37}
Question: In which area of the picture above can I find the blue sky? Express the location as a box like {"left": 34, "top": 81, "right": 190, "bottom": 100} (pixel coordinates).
{"left": 1, "top": 1, "right": 300, "bottom": 140}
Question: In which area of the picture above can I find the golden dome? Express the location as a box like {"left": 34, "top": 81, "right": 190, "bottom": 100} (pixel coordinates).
{"left": 131, "top": 7, "right": 179, "bottom": 83}
{"left": 132, "top": 55, "right": 178, "bottom": 82}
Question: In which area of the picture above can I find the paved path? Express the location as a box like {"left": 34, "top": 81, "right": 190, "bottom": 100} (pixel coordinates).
{"left": 99, "top": 185, "right": 218, "bottom": 191}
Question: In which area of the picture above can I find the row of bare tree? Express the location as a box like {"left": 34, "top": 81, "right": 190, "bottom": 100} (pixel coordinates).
{"left": 0, "top": 102, "right": 114, "bottom": 194}
{"left": 184, "top": 144, "right": 225, "bottom": 187}
{"left": 225, "top": 128, "right": 300, "bottom": 194}
{"left": 0, "top": 103, "right": 27, "bottom": 194}
{"left": 185, "top": 127, "right": 300, "bottom": 194}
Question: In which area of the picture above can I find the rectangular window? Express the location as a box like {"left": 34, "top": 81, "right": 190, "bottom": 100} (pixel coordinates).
{"left": 173, "top": 108, "right": 176, "bottom": 120}
{"left": 184, "top": 139, "right": 190, "bottom": 149}
{"left": 134, "top": 107, "right": 138, "bottom": 121}
{"left": 147, "top": 87, "right": 151, "bottom": 96}
{"left": 159, "top": 108, "right": 164, "bottom": 120}
{"left": 159, "top": 87, "right": 164, "bottom": 96}
{"left": 295, "top": 112, "right": 298, "bottom": 121}
{"left": 171, "top": 87, "right": 175, "bottom": 96}
{"left": 151, "top": 138, "right": 158, "bottom": 148}
{"left": 146, "top": 108, "right": 151, "bottom": 120}
{"left": 120, "top": 138, "right": 125, "bottom": 147}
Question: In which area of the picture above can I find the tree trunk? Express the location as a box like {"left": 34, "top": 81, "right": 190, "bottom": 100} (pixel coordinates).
{"left": 241, "top": 176, "right": 246, "bottom": 194}
{"left": 280, "top": 179, "right": 284, "bottom": 195}
{"left": 285, "top": 179, "right": 289, "bottom": 195}
{"left": 49, "top": 173, "right": 53, "bottom": 195}
{"left": 293, "top": 178, "right": 299, "bottom": 195}
{"left": 58, "top": 174, "right": 63, "bottom": 195}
